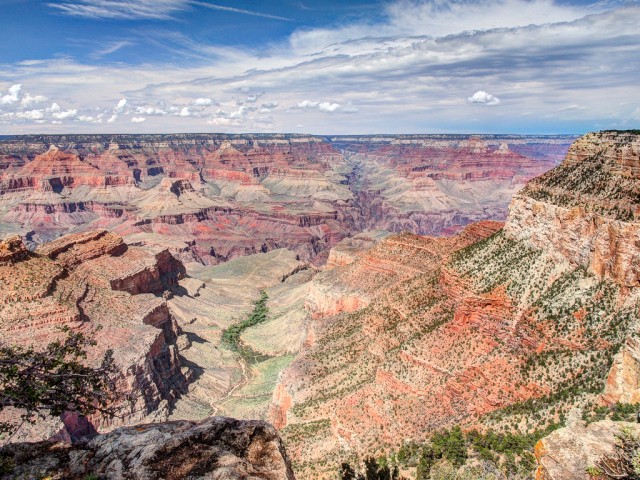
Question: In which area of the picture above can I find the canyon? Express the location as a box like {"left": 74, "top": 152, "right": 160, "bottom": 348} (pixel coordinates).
{"left": 2, "top": 131, "right": 638, "bottom": 479}
{"left": 0, "top": 133, "right": 574, "bottom": 266}
{"left": 266, "top": 130, "right": 640, "bottom": 477}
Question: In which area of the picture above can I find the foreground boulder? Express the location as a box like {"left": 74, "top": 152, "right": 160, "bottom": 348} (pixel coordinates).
{"left": 535, "top": 420, "right": 640, "bottom": 480}
{"left": 0, "top": 416, "right": 295, "bottom": 480}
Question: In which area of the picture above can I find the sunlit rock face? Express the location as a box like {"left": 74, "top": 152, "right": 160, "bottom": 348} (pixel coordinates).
{"left": 267, "top": 132, "right": 640, "bottom": 479}
{"left": 0, "top": 230, "right": 191, "bottom": 442}
{"left": 0, "top": 133, "right": 574, "bottom": 266}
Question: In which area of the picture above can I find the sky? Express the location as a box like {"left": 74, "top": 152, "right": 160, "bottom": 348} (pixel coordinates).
{"left": 0, "top": 0, "right": 639, "bottom": 134}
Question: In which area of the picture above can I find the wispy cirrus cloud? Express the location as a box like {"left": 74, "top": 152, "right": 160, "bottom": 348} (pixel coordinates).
{"left": 48, "top": 0, "right": 189, "bottom": 20}
{"left": 48, "top": 0, "right": 289, "bottom": 21}
{"left": 191, "top": 1, "right": 290, "bottom": 21}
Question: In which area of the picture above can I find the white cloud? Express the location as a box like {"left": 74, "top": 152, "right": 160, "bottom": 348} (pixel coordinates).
{"left": 297, "top": 100, "right": 319, "bottom": 109}
{"left": 20, "top": 93, "right": 47, "bottom": 107}
{"left": 52, "top": 108, "right": 78, "bottom": 120}
{"left": 131, "top": 116, "right": 146, "bottom": 123}
{"left": 134, "top": 106, "right": 167, "bottom": 116}
{"left": 180, "top": 107, "right": 192, "bottom": 117}
{"left": 114, "top": 98, "right": 128, "bottom": 113}
{"left": 49, "top": 0, "right": 290, "bottom": 21}
{"left": 193, "top": 97, "right": 212, "bottom": 106}
{"left": 468, "top": 90, "right": 501, "bottom": 106}
{"left": 15, "top": 109, "right": 45, "bottom": 120}
{"left": 78, "top": 115, "right": 101, "bottom": 123}
{"left": 1, "top": 84, "right": 22, "bottom": 105}
{"left": 318, "top": 102, "right": 341, "bottom": 113}
{"left": 2, "top": 1, "right": 639, "bottom": 133}
{"left": 48, "top": 0, "right": 189, "bottom": 20}
{"left": 107, "top": 114, "right": 118, "bottom": 123}
{"left": 259, "top": 102, "right": 278, "bottom": 113}
{"left": 296, "top": 100, "right": 347, "bottom": 113}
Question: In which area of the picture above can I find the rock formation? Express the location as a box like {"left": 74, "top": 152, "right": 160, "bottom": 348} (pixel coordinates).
{"left": 0, "top": 133, "right": 574, "bottom": 265}
{"left": 0, "top": 416, "right": 295, "bottom": 480}
{"left": 0, "top": 230, "right": 191, "bottom": 441}
{"left": 267, "top": 131, "right": 640, "bottom": 478}
{"left": 535, "top": 420, "right": 640, "bottom": 480}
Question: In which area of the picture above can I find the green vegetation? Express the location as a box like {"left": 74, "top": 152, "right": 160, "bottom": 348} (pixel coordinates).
{"left": 221, "top": 291, "right": 273, "bottom": 363}
{"left": 0, "top": 326, "right": 119, "bottom": 440}
{"left": 583, "top": 403, "right": 640, "bottom": 425}
{"left": 341, "top": 424, "right": 557, "bottom": 480}
{"left": 340, "top": 456, "right": 400, "bottom": 480}
{"left": 522, "top": 151, "right": 640, "bottom": 221}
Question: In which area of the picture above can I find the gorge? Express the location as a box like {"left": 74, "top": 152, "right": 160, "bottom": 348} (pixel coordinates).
{"left": 2, "top": 130, "right": 639, "bottom": 480}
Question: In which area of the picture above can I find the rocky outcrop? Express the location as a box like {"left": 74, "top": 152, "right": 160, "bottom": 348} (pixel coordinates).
{"left": 0, "top": 235, "right": 28, "bottom": 265}
{"left": 505, "top": 131, "right": 640, "bottom": 286}
{"left": 0, "top": 416, "right": 295, "bottom": 480}
{"left": 603, "top": 336, "right": 640, "bottom": 404}
{"left": 0, "top": 231, "right": 191, "bottom": 441}
{"left": 534, "top": 420, "right": 640, "bottom": 480}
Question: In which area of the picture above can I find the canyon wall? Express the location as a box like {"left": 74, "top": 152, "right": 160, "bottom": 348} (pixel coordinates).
{"left": 268, "top": 131, "right": 640, "bottom": 478}
{"left": 504, "top": 131, "right": 640, "bottom": 287}
{"left": 0, "top": 230, "right": 192, "bottom": 441}
{"left": 0, "top": 133, "right": 574, "bottom": 266}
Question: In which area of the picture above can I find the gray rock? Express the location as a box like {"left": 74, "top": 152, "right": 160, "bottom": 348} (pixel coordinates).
{"left": 1, "top": 416, "right": 295, "bottom": 480}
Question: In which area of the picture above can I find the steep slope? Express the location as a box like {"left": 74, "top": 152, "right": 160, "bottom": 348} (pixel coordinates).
{"left": 270, "top": 131, "right": 640, "bottom": 478}
{"left": 0, "top": 134, "right": 574, "bottom": 265}
{"left": 0, "top": 230, "right": 191, "bottom": 441}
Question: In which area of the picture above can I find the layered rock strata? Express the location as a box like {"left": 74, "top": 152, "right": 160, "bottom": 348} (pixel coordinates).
{"left": 269, "top": 131, "right": 640, "bottom": 478}
{"left": 0, "top": 134, "right": 574, "bottom": 265}
{"left": 0, "top": 230, "right": 191, "bottom": 441}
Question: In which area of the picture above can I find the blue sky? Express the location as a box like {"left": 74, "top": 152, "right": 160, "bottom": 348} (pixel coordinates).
{"left": 0, "top": 0, "right": 639, "bottom": 134}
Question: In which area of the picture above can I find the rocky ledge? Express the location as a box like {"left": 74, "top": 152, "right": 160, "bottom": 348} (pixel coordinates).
{"left": 535, "top": 420, "right": 640, "bottom": 480}
{"left": 0, "top": 416, "right": 295, "bottom": 480}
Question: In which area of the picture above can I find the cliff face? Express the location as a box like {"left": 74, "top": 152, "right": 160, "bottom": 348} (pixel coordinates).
{"left": 269, "top": 131, "right": 640, "bottom": 478}
{"left": 0, "top": 133, "right": 574, "bottom": 265}
{"left": 0, "top": 230, "right": 191, "bottom": 441}
{"left": 504, "top": 131, "right": 640, "bottom": 286}
{"left": 1, "top": 416, "right": 295, "bottom": 480}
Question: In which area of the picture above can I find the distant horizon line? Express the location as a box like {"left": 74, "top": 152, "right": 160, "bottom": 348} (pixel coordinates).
{"left": 0, "top": 131, "right": 587, "bottom": 139}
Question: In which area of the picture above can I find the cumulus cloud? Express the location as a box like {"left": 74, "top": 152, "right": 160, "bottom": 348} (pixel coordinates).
{"left": 21, "top": 93, "right": 48, "bottom": 108}
{"left": 107, "top": 114, "right": 118, "bottom": 123}
{"left": 15, "top": 109, "right": 45, "bottom": 120}
{"left": 259, "top": 102, "right": 278, "bottom": 113}
{"left": 180, "top": 107, "right": 192, "bottom": 117}
{"left": 468, "top": 91, "right": 501, "bottom": 106}
{"left": 52, "top": 108, "right": 78, "bottom": 120}
{"left": 134, "top": 105, "right": 167, "bottom": 116}
{"left": 78, "top": 114, "right": 102, "bottom": 123}
{"left": 193, "top": 97, "right": 213, "bottom": 106}
{"left": 131, "top": 116, "right": 146, "bottom": 123}
{"left": 114, "top": 98, "right": 128, "bottom": 113}
{"left": 296, "top": 100, "right": 348, "bottom": 113}
{"left": 1, "top": 84, "right": 22, "bottom": 105}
